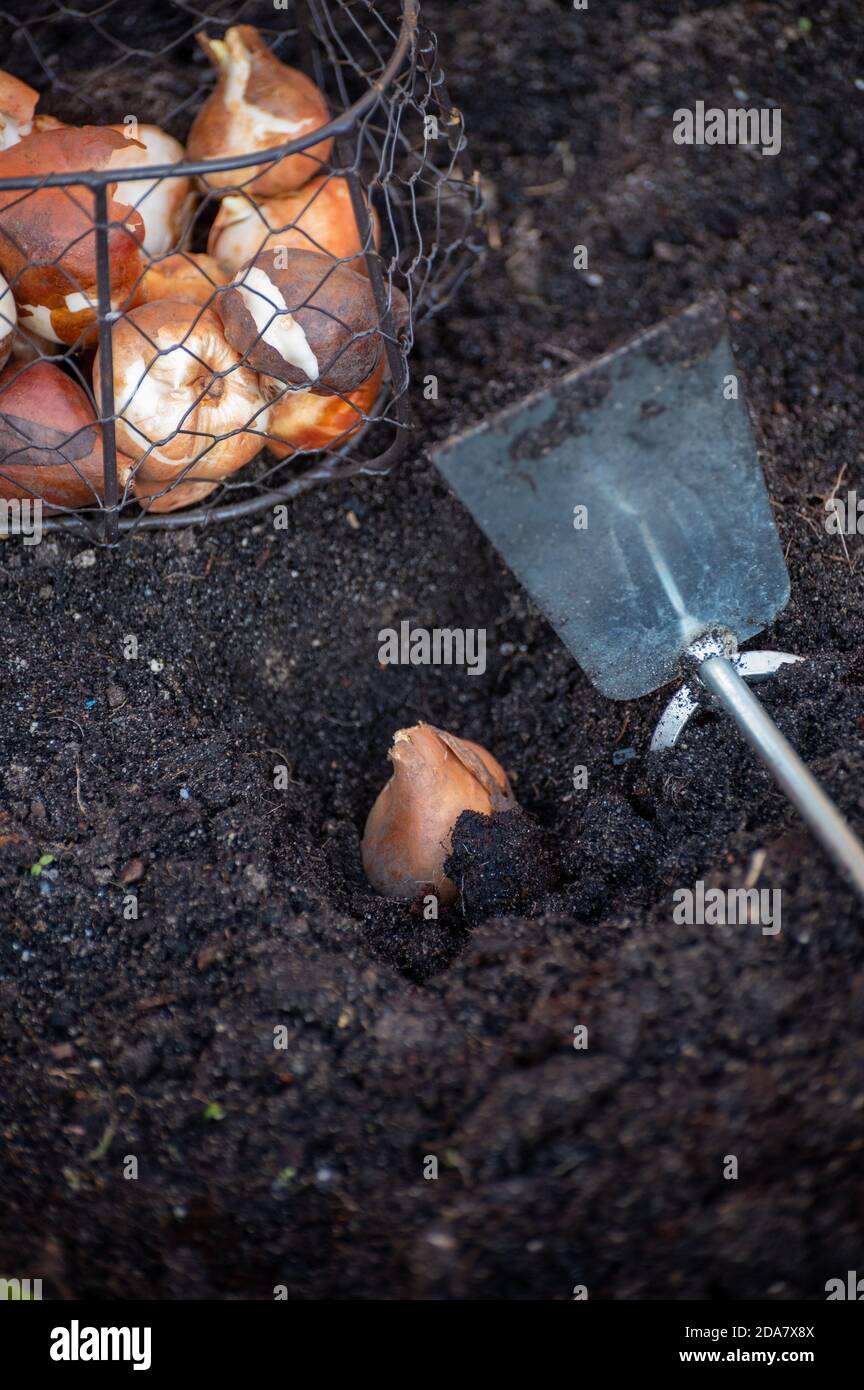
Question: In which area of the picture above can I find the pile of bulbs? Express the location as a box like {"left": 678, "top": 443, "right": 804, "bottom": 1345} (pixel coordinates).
{"left": 0, "top": 25, "right": 406, "bottom": 513}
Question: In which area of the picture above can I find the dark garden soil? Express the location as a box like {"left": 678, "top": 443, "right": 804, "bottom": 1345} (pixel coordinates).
{"left": 1, "top": 0, "right": 863, "bottom": 1299}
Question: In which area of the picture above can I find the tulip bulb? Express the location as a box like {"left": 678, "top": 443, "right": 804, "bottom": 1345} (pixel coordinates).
{"left": 187, "top": 25, "right": 332, "bottom": 196}
{"left": 0, "top": 69, "right": 38, "bottom": 150}
{"left": 207, "top": 178, "right": 380, "bottom": 274}
{"left": 0, "top": 270, "right": 16, "bottom": 370}
{"left": 11, "top": 323, "right": 57, "bottom": 365}
{"left": 0, "top": 360, "right": 130, "bottom": 506}
{"left": 267, "top": 358, "right": 383, "bottom": 460}
{"left": 218, "top": 247, "right": 408, "bottom": 396}
{"left": 108, "top": 124, "right": 197, "bottom": 256}
{"left": 135, "top": 252, "right": 230, "bottom": 309}
{"left": 93, "top": 300, "right": 269, "bottom": 512}
{"left": 0, "top": 125, "right": 144, "bottom": 346}
{"left": 361, "top": 723, "right": 516, "bottom": 905}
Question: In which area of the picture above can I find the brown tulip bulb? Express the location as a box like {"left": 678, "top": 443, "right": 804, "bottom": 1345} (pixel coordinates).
{"left": 0, "top": 125, "right": 145, "bottom": 346}
{"left": 207, "top": 178, "right": 380, "bottom": 274}
{"left": 108, "top": 124, "right": 197, "bottom": 256}
{"left": 187, "top": 26, "right": 332, "bottom": 196}
{"left": 135, "top": 253, "right": 230, "bottom": 309}
{"left": 361, "top": 723, "right": 516, "bottom": 905}
{"left": 218, "top": 247, "right": 407, "bottom": 396}
{"left": 266, "top": 358, "right": 383, "bottom": 460}
{"left": 93, "top": 300, "right": 269, "bottom": 512}
{"left": 0, "top": 269, "right": 15, "bottom": 369}
{"left": 0, "top": 69, "right": 38, "bottom": 151}
{"left": 0, "top": 360, "right": 130, "bottom": 507}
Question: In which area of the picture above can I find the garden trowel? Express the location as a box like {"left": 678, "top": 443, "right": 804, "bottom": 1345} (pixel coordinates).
{"left": 432, "top": 297, "right": 864, "bottom": 899}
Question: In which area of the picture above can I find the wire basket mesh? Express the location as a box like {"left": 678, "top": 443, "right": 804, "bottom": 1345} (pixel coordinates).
{"left": 0, "top": 0, "right": 482, "bottom": 541}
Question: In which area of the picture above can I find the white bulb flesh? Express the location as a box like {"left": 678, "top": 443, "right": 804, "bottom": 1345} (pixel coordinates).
{"left": 224, "top": 48, "right": 316, "bottom": 143}
{"left": 234, "top": 267, "right": 319, "bottom": 380}
{"left": 110, "top": 127, "right": 190, "bottom": 256}
{"left": 0, "top": 113, "right": 31, "bottom": 151}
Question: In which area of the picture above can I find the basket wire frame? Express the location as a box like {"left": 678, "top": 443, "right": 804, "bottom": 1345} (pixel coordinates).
{"left": 0, "top": 0, "right": 483, "bottom": 542}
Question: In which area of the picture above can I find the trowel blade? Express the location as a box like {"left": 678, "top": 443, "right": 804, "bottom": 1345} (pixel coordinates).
{"left": 432, "top": 298, "right": 790, "bottom": 700}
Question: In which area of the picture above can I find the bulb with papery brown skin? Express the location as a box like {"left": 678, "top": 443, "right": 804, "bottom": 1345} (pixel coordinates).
{"left": 266, "top": 358, "right": 383, "bottom": 460}
{"left": 0, "top": 70, "right": 38, "bottom": 150}
{"left": 0, "top": 271, "right": 16, "bottom": 370}
{"left": 0, "top": 70, "right": 60, "bottom": 150}
{"left": 208, "top": 178, "right": 380, "bottom": 274}
{"left": 134, "top": 253, "right": 231, "bottom": 309}
{"left": 11, "top": 323, "right": 59, "bottom": 365}
{"left": 108, "top": 125, "right": 197, "bottom": 256}
{"left": 0, "top": 360, "right": 131, "bottom": 507}
{"left": 361, "top": 723, "right": 517, "bottom": 905}
{"left": 0, "top": 125, "right": 145, "bottom": 346}
{"left": 187, "top": 26, "right": 332, "bottom": 196}
{"left": 218, "top": 247, "right": 408, "bottom": 396}
{"left": 93, "top": 300, "right": 269, "bottom": 512}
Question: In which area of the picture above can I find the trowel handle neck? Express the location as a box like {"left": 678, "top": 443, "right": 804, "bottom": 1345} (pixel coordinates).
{"left": 683, "top": 627, "right": 739, "bottom": 670}
{"left": 696, "top": 653, "right": 864, "bottom": 901}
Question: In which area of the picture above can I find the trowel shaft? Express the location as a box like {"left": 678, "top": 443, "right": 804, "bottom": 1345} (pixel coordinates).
{"left": 698, "top": 655, "right": 864, "bottom": 900}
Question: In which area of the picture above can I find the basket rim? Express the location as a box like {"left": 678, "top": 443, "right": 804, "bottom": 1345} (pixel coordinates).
{"left": 0, "top": 0, "right": 420, "bottom": 193}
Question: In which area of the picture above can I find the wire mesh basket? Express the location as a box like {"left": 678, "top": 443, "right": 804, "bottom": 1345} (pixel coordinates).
{"left": 0, "top": 0, "right": 482, "bottom": 542}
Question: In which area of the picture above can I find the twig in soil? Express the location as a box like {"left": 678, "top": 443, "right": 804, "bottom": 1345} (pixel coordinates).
{"left": 835, "top": 527, "right": 854, "bottom": 574}
{"left": 46, "top": 713, "right": 85, "bottom": 739}
{"left": 613, "top": 711, "right": 631, "bottom": 745}
{"left": 525, "top": 178, "right": 568, "bottom": 196}
{"left": 743, "top": 847, "right": 767, "bottom": 889}
{"left": 826, "top": 462, "right": 848, "bottom": 499}
{"left": 75, "top": 765, "right": 86, "bottom": 813}
{"left": 135, "top": 994, "right": 176, "bottom": 1011}
{"left": 540, "top": 342, "right": 580, "bottom": 364}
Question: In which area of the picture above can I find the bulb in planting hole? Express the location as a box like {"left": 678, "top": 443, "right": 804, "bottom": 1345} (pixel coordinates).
{"left": 361, "top": 723, "right": 517, "bottom": 906}
{"left": 187, "top": 25, "right": 332, "bottom": 196}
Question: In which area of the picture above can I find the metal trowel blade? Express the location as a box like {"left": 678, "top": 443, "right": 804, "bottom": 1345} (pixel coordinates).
{"left": 432, "top": 298, "right": 789, "bottom": 701}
